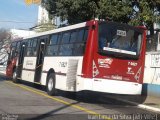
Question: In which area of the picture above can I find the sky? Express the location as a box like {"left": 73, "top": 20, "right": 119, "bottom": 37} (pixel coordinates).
{"left": 0, "top": 0, "right": 38, "bottom": 30}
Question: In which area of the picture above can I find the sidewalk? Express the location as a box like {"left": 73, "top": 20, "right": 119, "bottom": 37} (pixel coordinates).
{"left": 104, "top": 94, "right": 160, "bottom": 113}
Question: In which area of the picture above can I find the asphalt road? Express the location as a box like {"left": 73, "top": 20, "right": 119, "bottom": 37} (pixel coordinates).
{"left": 0, "top": 75, "right": 159, "bottom": 120}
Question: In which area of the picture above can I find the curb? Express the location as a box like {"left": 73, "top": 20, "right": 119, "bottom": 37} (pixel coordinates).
{"left": 106, "top": 95, "right": 160, "bottom": 113}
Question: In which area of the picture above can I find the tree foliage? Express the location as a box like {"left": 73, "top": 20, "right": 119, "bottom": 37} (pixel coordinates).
{"left": 35, "top": 21, "right": 56, "bottom": 32}
{"left": 0, "top": 29, "right": 11, "bottom": 65}
{"left": 0, "top": 29, "right": 11, "bottom": 49}
{"left": 42, "top": 0, "right": 160, "bottom": 31}
{"left": 97, "top": 0, "right": 132, "bottom": 23}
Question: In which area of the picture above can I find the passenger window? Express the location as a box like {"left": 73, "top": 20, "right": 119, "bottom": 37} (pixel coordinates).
{"left": 50, "top": 34, "right": 59, "bottom": 45}
{"left": 16, "top": 42, "right": 20, "bottom": 48}
{"left": 83, "top": 29, "right": 89, "bottom": 42}
{"left": 32, "top": 47, "right": 37, "bottom": 56}
{"left": 11, "top": 42, "right": 16, "bottom": 47}
{"left": 77, "top": 29, "right": 84, "bottom": 42}
{"left": 59, "top": 44, "right": 73, "bottom": 56}
{"left": 46, "top": 45, "right": 59, "bottom": 56}
{"left": 61, "top": 32, "right": 70, "bottom": 44}
{"left": 25, "top": 38, "right": 38, "bottom": 56}
{"left": 73, "top": 43, "right": 85, "bottom": 56}
{"left": 28, "top": 40, "right": 32, "bottom": 47}
{"left": 27, "top": 48, "right": 32, "bottom": 56}
{"left": 70, "top": 31, "right": 77, "bottom": 43}
{"left": 32, "top": 39, "right": 37, "bottom": 47}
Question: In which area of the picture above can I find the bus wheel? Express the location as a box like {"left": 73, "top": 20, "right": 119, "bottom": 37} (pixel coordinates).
{"left": 46, "top": 73, "right": 56, "bottom": 96}
{"left": 12, "top": 69, "right": 19, "bottom": 83}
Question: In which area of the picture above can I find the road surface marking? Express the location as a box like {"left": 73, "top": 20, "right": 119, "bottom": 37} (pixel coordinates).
{"left": 5, "top": 81, "right": 112, "bottom": 120}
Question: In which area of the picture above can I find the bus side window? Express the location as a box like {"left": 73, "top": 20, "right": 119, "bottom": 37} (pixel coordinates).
{"left": 83, "top": 27, "right": 89, "bottom": 42}
{"left": 59, "top": 44, "right": 73, "bottom": 56}
{"left": 32, "top": 38, "right": 37, "bottom": 47}
{"left": 25, "top": 39, "right": 38, "bottom": 56}
{"left": 73, "top": 43, "right": 85, "bottom": 56}
{"left": 46, "top": 34, "right": 59, "bottom": 56}
{"left": 10, "top": 41, "right": 20, "bottom": 58}
{"left": 61, "top": 32, "right": 70, "bottom": 44}
{"left": 11, "top": 47, "right": 15, "bottom": 58}
{"left": 77, "top": 29, "right": 84, "bottom": 42}
{"left": 27, "top": 48, "right": 32, "bottom": 56}
{"left": 47, "top": 45, "right": 59, "bottom": 56}
{"left": 70, "top": 30, "right": 77, "bottom": 43}
{"left": 50, "top": 34, "right": 59, "bottom": 45}
{"left": 72, "top": 27, "right": 88, "bottom": 56}
{"left": 32, "top": 38, "right": 38, "bottom": 56}
{"left": 26, "top": 39, "right": 33, "bottom": 56}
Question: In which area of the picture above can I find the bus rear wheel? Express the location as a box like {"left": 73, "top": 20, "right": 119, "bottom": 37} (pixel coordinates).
{"left": 46, "top": 73, "right": 56, "bottom": 96}
{"left": 12, "top": 68, "right": 19, "bottom": 83}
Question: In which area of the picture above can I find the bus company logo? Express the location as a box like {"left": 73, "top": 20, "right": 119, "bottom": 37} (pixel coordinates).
{"left": 127, "top": 67, "right": 134, "bottom": 75}
{"left": 98, "top": 58, "right": 113, "bottom": 68}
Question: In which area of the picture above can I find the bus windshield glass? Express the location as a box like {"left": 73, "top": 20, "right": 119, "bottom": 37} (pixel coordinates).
{"left": 98, "top": 22, "right": 143, "bottom": 58}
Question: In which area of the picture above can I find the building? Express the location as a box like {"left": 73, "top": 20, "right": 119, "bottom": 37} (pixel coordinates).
{"left": 31, "top": 5, "right": 56, "bottom": 32}
{"left": 38, "top": 5, "right": 49, "bottom": 25}
{"left": 10, "top": 29, "right": 35, "bottom": 40}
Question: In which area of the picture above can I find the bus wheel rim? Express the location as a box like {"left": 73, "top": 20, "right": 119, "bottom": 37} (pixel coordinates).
{"left": 48, "top": 78, "right": 53, "bottom": 91}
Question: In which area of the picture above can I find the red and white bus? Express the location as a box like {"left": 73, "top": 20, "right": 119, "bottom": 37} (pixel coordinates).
{"left": 6, "top": 20, "right": 146, "bottom": 95}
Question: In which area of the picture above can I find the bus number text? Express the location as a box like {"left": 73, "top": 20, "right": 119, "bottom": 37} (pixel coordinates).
{"left": 59, "top": 62, "right": 67, "bottom": 67}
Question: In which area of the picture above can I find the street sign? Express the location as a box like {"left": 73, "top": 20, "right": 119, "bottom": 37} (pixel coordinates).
{"left": 25, "top": 0, "right": 41, "bottom": 5}
{"left": 32, "top": 0, "right": 41, "bottom": 4}
{"left": 25, "top": 0, "right": 32, "bottom": 5}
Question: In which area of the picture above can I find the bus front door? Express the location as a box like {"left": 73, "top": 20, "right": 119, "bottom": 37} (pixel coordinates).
{"left": 17, "top": 43, "right": 26, "bottom": 79}
{"left": 34, "top": 39, "right": 47, "bottom": 83}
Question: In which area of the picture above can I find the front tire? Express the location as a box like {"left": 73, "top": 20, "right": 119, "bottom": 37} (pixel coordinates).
{"left": 46, "top": 73, "right": 56, "bottom": 96}
{"left": 12, "top": 68, "right": 19, "bottom": 83}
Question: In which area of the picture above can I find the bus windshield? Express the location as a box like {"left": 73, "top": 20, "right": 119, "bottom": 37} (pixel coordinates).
{"left": 98, "top": 22, "right": 143, "bottom": 58}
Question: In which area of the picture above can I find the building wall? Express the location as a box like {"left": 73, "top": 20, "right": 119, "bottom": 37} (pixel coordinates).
{"left": 38, "top": 5, "right": 49, "bottom": 24}
{"left": 143, "top": 52, "right": 160, "bottom": 97}
{"left": 10, "top": 29, "right": 35, "bottom": 39}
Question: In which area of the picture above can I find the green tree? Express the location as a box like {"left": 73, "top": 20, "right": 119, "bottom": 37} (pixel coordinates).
{"left": 98, "top": 0, "right": 132, "bottom": 23}
{"left": 41, "top": 0, "right": 57, "bottom": 20}
{"left": 42, "top": 0, "right": 98, "bottom": 24}
{"left": 42, "top": 0, "right": 160, "bottom": 33}
{"left": 35, "top": 21, "right": 56, "bottom": 32}
{"left": 128, "top": 0, "right": 160, "bottom": 33}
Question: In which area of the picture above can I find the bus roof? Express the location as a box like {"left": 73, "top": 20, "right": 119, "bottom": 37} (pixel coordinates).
{"left": 23, "top": 20, "right": 145, "bottom": 40}
{"left": 23, "top": 22, "right": 87, "bottom": 40}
